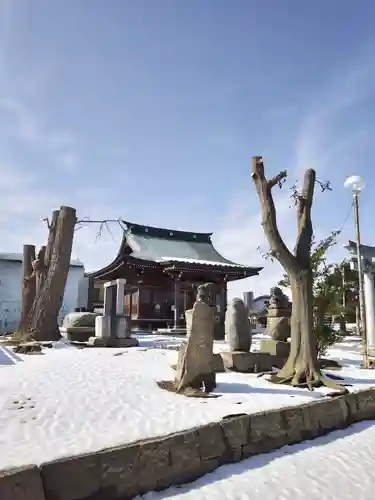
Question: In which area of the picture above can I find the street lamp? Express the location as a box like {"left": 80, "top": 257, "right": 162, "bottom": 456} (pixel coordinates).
{"left": 344, "top": 175, "right": 368, "bottom": 367}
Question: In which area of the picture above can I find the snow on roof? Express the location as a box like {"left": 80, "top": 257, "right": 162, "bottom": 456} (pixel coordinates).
{"left": 157, "top": 256, "right": 248, "bottom": 268}
{"left": 0, "top": 252, "right": 84, "bottom": 268}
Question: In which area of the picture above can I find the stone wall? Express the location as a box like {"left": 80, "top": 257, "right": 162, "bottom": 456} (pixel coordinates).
{"left": 2, "top": 388, "right": 375, "bottom": 500}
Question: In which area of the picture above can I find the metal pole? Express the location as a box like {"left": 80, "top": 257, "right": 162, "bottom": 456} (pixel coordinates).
{"left": 353, "top": 193, "right": 368, "bottom": 368}
{"left": 341, "top": 265, "right": 346, "bottom": 309}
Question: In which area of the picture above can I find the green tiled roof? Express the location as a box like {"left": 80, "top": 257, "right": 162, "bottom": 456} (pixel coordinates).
{"left": 123, "top": 221, "right": 249, "bottom": 268}
{"left": 88, "top": 221, "right": 262, "bottom": 279}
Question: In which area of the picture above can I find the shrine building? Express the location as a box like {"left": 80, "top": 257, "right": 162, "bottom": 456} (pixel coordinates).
{"left": 87, "top": 221, "right": 262, "bottom": 330}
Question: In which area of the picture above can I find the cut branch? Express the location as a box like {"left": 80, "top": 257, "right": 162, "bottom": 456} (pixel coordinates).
{"left": 251, "top": 156, "right": 297, "bottom": 274}
{"left": 268, "top": 170, "right": 287, "bottom": 189}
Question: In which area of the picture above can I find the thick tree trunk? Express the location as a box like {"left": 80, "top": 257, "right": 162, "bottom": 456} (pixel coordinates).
{"left": 277, "top": 271, "right": 321, "bottom": 388}
{"left": 16, "top": 244, "right": 36, "bottom": 337}
{"left": 26, "top": 206, "right": 77, "bottom": 341}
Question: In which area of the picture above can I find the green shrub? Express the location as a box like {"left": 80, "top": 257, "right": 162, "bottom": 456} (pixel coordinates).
{"left": 316, "top": 324, "right": 343, "bottom": 358}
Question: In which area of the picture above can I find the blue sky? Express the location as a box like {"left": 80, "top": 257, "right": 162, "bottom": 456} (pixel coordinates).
{"left": 1, "top": 0, "right": 375, "bottom": 297}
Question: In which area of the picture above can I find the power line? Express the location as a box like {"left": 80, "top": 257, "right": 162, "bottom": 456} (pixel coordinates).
{"left": 336, "top": 199, "right": 354, "bottom": 234}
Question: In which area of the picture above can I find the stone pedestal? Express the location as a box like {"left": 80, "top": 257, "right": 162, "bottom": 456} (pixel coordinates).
{"left": 113, "top": 315, "right": 131, "bottom": 338}
{"left": 260, "top": 338, "right": 290, "bottom": 358}
{"left": 265, "top": 312, "right": 290, "bottom": 342}
{"left": 95, "top": 315, "right": 111, "bottom": 338}
{"left": 88, "top": 337, "right": 139, "bottom": 347}
{"left": 90, "top": 279, "right": 138, "bottom": 347}
{"left": 219, "top": 351, "right": 273, "bottom": 373}
{"left": 259, "top": 339, "right": 290, "bottom": 369}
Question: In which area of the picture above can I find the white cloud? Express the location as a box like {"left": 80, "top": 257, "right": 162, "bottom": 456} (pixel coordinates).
{"left": 217, "top": 49, "right": 375, "bottom": 302}
{"left": 0, "top": 98, "right": 79, "bottom": 172}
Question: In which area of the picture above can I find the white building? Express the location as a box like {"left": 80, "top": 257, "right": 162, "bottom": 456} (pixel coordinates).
{"left": 0, "top": 253, "right": 86, "bottom": 333}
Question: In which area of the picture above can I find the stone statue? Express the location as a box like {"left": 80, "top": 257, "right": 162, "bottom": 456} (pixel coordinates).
{"left": 174, "top": 283, "right": 216, "bottom": 393}
{"left": 265, "top": 287, "right": 291, "bottom": 342}
{"left": 225, "top": 297, "right": 252, "bottom": 352}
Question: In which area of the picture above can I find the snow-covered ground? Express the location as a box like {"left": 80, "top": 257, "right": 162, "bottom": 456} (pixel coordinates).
{"left": 142, "top": 420, "right": 375, "bottom": 500}
{"left": 0, "top": 333, "right": 372, "bottom": 471}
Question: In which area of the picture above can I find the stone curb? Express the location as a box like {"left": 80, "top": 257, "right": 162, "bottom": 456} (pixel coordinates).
{"left": 2, "top": 388, "right": 375, "bottom": 500}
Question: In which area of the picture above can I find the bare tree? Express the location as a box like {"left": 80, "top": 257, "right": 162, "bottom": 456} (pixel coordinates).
{"left": 17, "top": 244, "right": 37, "bottom": 337}
{"left": 251, "top": 156, "right": 346, "bottom": 393}
{"left": 16, "top": 206, "right": 77, "bottom": 342}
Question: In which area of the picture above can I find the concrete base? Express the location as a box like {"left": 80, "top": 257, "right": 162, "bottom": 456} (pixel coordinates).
{"left": 156, "top": 328, "right": 187, "bottom": 336}
{"left": 88, "top": 337, "right": 139, "bottom": 348}
{"left": 260, "top": 339, "right": 290, "bottom": 358}
{"left": 219, "top": 351, "right": 274, "bottom": 373}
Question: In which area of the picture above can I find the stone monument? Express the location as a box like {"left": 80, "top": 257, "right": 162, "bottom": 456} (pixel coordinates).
{"left": 265, "top": 287, "right": 291, "bottom": 341}
{"left": 174, "top": 283, "right": 217, "bottom": 393}
{"left": 89, "top": 278, "right": 139, "bottom": 347}
{"left": 60, "top": 311, "right": 99, "bottom": 342}
{"left": 225, "top": 297, "right": 252, "bottom": 352}
{"left": 260, "top": 286, "right": 291, "bottom": 364}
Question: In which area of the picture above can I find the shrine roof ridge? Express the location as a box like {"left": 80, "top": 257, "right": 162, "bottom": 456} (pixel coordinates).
{"left": 122, "top": 220, "right": 213, "bottom": 243}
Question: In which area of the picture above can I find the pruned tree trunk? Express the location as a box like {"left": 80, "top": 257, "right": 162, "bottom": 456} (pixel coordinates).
{"left": 34, "top": 246, "right": 46, "bottom": 296}
{"left": 16, "top": 244, "right": 37, "bottom": 338}
{"left": 24, "top": 206, "right": 77, "bottom": 341}
{"left": 251, "top": 157, "right": 346, "bottom": 393}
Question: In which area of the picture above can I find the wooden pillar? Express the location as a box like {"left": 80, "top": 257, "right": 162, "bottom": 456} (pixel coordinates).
{"left": 129, "top": 291, "right": 133, "bottom": 319}
{"left": 173, "top": 279, "right": 180, "bottom": 329}
{"left": 222, "top": 286, "right": 227, "bottom": 313}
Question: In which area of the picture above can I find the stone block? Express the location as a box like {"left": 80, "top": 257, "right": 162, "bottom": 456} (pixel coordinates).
{"left": 88, "top": 337, "right": 139, "bottom": 348}
{"left": 302, "top": 396, "right": 349, "bottom": 439}
{"left": 220, "top": 413, "right": 250, "bottom": 461}
{"left": 168, "top": 429, "right": 201, "bottom": 485}
{"left": 356, "top": 388, "right": 375, "bottom": 420}
{"left": 260, "top": 339, "right": 290, "bottom": 359}
{"left": 198, "top": 422, "right": 226, "bottom": 462}
{"left": 137, "top": 437, "right": 171, "bottom": 493}
{"left": 95, "top": 315, "right": 111, "bottom": 338}
{"left": 344, "top": 392, "right": 359, "bottom": 423}
{"left": 113, "top": 316, "right": 131, "bottom": 339}
{"left": 98, "top": 443, "right": 141, "bottom": 500}
{"left": 243, "top": 409, "right": 285, "bottom": 457}
{"left": 219, "top": 351, "right": 273, "bottom": 373}
{"left": 40, "top": 453, "right": 101, "bottom": 500}
{"left": 0, "top": 466, "right": 45, "bottom": 500}
{"left": 281, "top": 405, "right": 306, "bottom": 445}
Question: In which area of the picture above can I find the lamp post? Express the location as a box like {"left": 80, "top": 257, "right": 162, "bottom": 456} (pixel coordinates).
{"left": 344, "top": 175, "right": 368, "bottom": 368}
